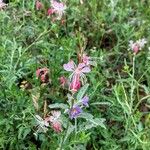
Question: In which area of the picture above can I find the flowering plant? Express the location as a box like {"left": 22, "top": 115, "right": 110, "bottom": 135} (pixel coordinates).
{"left": 128, "top": 38, "right": 147, "bottom": 54}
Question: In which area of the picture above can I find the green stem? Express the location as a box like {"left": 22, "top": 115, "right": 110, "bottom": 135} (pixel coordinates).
{"left": 75, "top": 118, "right": 77, "bottom": 136}
{"left": 130, "top": 55, "right": 135, "bottom": 109}
{"left": 14, "top": 29, "right": 52, "bottom": 70}
{"left": 59, "top": 121, "right": 70, "bottom": 150}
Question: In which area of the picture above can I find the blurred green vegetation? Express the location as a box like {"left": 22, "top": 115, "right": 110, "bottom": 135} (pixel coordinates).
{"left": 0, "top": 0, "right": 150, "bottom": 149}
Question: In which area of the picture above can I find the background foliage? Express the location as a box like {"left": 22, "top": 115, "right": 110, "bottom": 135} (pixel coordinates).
{"left": 0, "top": 0, "right": 150, "bottom": 149}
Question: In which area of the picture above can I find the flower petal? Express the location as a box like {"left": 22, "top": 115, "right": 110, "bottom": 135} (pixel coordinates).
{"left": 81, "top": 66, "right": 91, "bottom": 73}
{"left": 63, "top": 61, "right": 75, "bottom": 72}
{"left": 78, "top": 63, "right": 86, "bottom": 69}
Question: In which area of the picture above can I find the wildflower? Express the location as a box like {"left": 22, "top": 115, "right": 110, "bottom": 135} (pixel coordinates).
{"left": 35, "top": 115, "right": 49, "bottom": 133}
{"left": 35, "top": 0, "right": 43, "bottom": 10}
{"left": 59, "top": 76, "right": 67, "bottom": 87}
{"left": 0, "top": 0, "right": 7, "bottom": 9}
{"left": 63, "top": 60, "right": 91, "bottom": 84}
{"left": 129, "top": 38, "right": 147, "bottom": 54}
{"left": 70, "top": 74, "right": 81, "bottom": 93}
{"left": 82, "top": 96, "right": 89, "bottom": 107}
{"left": 69, "top": 105, "right": 82, "bottom": 119}
{"left": 49, "top": 111, "right": 63, "bottom": 133}
{"left": 82, "top": 53, "right": 91, "bottom": 65}
{"left": 47, "top": 8, "right": 55, "bottom": 16}
{"left": 36, "top": 68, "right": 49, "bottom": 83}
{"left": 35, "top": 115, "right": 49, "bottom": 127}
{"left": 50, "top": 0, "right": 66, "bottom": 20}
{"left": 82, "top": 53, "right": 97, "bottom": 66}
{"left": 49, "top": 110, "right": 61, "bottom": 122}
{"left": 51, "top": 121, "right": 62, "bottom": 133}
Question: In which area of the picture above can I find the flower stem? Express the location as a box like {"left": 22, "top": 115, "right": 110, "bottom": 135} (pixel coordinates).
{"left": 130, "top": 55, "right": 135, "bottom": 109}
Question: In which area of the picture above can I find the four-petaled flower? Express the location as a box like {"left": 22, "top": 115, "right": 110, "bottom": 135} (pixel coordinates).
{"left": 63, "top": 60, "right": 91, "bottom": 85}
{"left": 69, "top": 105, "right": 82, "bottom": 119}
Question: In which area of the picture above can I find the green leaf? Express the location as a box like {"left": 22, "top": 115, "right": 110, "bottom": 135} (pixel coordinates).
{"left": 78, "top": 113, "right": 106, "bottom": 129}
{"left": 23, "top": 128, "right": 31, "bottom": 139}
{"left": 49, "top": 103, "right": 69, "bottom": 109}
{"left": 64, "top": 124, "right": 75, "bottom": 142}
{"left": 76, "top": 83, "right": 89, "bottom": 101}
{"left": 18, "top": 127, "right": 31, "bottom": 139}
{"left": 90, "top": 102, "right": 111, "bottom": 106}
{"left": 78, "top": 112, "right": 94, "bottom": 120}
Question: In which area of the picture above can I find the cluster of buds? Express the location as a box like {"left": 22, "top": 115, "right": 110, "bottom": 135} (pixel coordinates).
{"left": 36, "top": 67, "right": 49, "bottom": 83}
{"left": 128, "top": 38, "right": 147, "bottom": 54}
{"left": 61, "top": 53, "right": 95, "bottom": 119}
{"left": 36, "top": 0, "right": 66, "bottom": 20}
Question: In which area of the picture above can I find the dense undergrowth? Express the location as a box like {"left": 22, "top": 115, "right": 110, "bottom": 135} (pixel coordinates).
{"left": 0, "top": 0, "right": 150, "bottom": 149}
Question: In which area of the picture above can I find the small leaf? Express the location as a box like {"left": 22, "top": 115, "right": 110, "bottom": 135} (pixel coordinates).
{"left": 23, "top": 128, "right": 31, "bottom": 139}
{"left": 49, "top": 103, "right": 69, "bottom": 109}
{"left": 64, "top": 124, "right": 75, "bottom": 142}
{"left": 78, "top": 112, "right": 94, "bottom": 120}
{"left": 77, "top": 83, "right": 89, "bottom": 101}
{"left": 90, "top": 102, "right": 111, "bottom": 106}
{"left": 78, "top": 113, "right": 106, "bottom": 129}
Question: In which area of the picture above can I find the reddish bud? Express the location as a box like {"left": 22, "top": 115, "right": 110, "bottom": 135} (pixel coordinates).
{"left": 51, "top": 121, "right": 62, "bottom": 133}
{"left": 36, "top": 1, "right": 43, "bottom": 10}
{"left": 70, "top": 75, "right": 81, "bottom": 93}
{"left": 133, "top": 44, "right": 139, "bottom": 54}
{"left": 36, "top": 68, "right": 49, "bottom": 83}
{"left": 47, "top": 8, "right": 55, "bottom": 16}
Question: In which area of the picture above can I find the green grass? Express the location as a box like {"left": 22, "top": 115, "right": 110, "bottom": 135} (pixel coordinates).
{"left": 0, "top": 0, "right": 150, "bottom": 149}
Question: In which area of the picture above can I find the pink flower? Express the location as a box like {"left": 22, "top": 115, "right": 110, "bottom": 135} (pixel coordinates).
{"left": 63, "top": 60, "right": 91, "bottom": 74}
{"left": 129, "top": 38, "right": 147, "bottom": 54}
{"left": 63, "top": 60, "right": 91, "bottom": 84}
{"left": 35, "top": 0, "right": 43, "bottom": 10}
{"left": 51, "top": 121, "right": 62, "bottom": 133}
{"left": 50, "top": 0, "right": 66, "bottom": 20}
{"left": 36, "top": 68, "right": 49, "bottom": 83}
{"left": 59, "top": 76, "right": 68, "bottom": 87}
{"left": 47, "top": 8, "right": 55, "bottom": 16}
{"left": 63, "top": 60, "right": 91, "bottom": 86}
{"left": 82, "top": 54, "right": 91, "bottom": 65}
{"left": 82, "top": 53, "right": 97, "bottom": 66}
{"left": 70, "top": 74, "right": 81, "bottom": 93}
{"left": 48, "top": 111, "right": 63, "bottom": 133}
